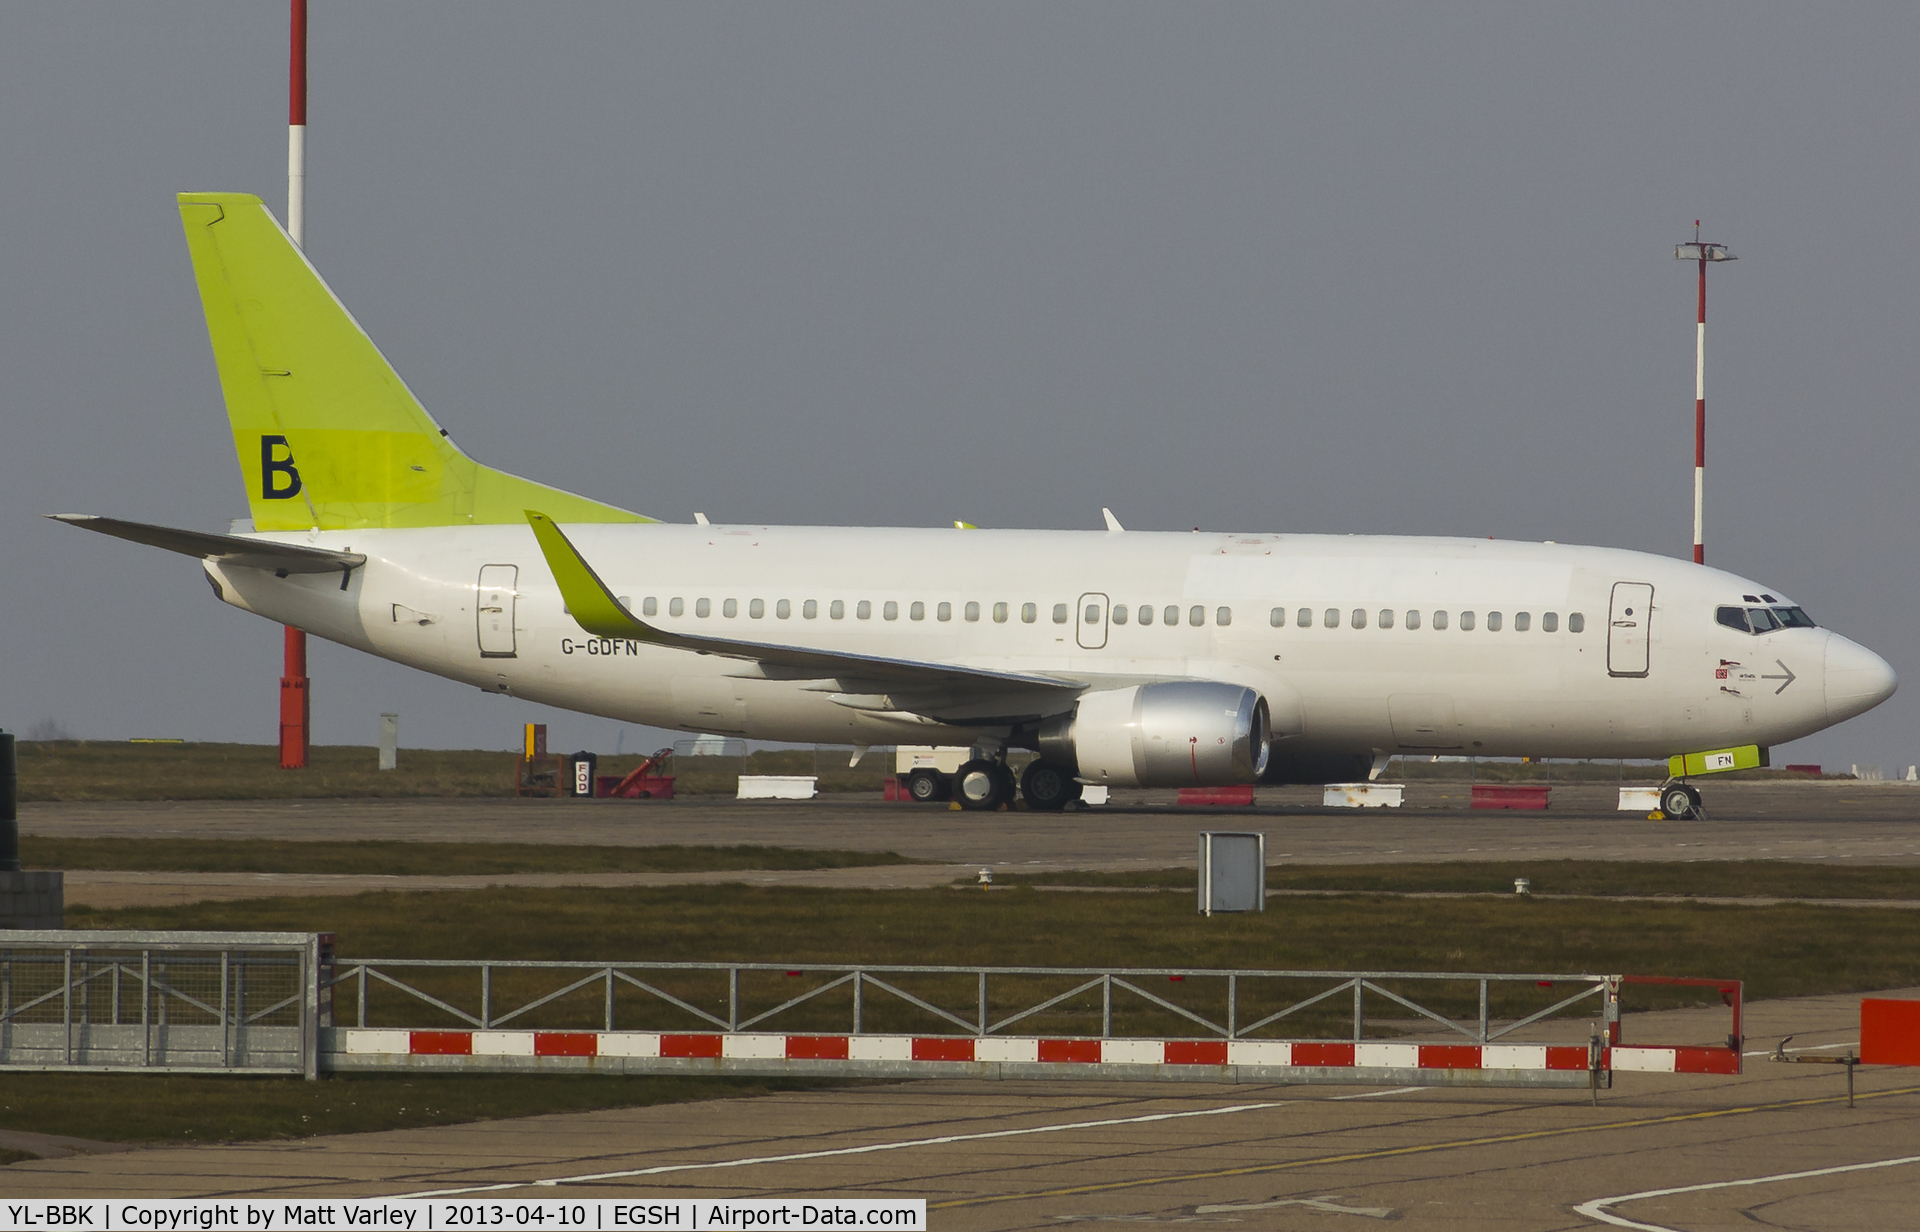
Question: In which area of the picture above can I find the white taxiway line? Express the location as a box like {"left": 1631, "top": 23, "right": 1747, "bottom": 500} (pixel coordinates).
{"left": 1328, "top": 1086, "right": 1424, "bottom": 1100}
{"left": 1573, "top": 1155, "right": 1920, "bottom": 1231}
{"left": 391, "top": 1101, "right": 1289, "bottom": 1199}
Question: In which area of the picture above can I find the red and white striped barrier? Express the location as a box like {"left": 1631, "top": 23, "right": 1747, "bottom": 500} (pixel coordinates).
{"left": 331, "top": 1029, "right": 1736, "bottom": 1079}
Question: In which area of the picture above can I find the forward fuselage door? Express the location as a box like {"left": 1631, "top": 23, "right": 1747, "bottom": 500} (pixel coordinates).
{"left": 1607, "top": 581, "right": 1654, "bottom": 677}
{"left": 1076, "top": 592, "right": 1110, "bottom": 650}
{"left": 477, "top": 564, "right": 519, "bottom": 658}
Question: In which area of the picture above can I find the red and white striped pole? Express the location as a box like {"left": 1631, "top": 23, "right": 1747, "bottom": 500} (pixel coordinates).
{"left": 1675, "top": 222, "right": 1734, "bottom": 566}
{"left": 279, "top": 0, "right": 311, "bottom": 770}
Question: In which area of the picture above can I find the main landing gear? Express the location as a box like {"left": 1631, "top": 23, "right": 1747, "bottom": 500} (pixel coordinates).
{"left": 949, "top": 756, "right": 1085, "bottom": 811}
{"left": 1659, "top": 781, "right": 1705, "bottom": 820}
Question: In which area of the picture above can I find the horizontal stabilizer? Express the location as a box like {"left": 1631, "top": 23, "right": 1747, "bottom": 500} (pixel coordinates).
{"left": 526, "top": 511, "right": 1085, "bottom": 703}
{"left": 48, "top": 514, "right": 366, "bottom": 577}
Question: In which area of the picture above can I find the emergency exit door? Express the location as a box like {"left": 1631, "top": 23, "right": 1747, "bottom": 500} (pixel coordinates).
{"left": 477, "top": 565, "right": 518, "bottom": 658}
{"left": 1076, "top": 592, "right": 1110, "bottom": 649}
{"left": 1607, "top": 581, "right": 1654, "bottom": 677}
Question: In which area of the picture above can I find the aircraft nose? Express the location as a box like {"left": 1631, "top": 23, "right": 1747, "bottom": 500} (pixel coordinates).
{"left": 1825, "top": 634, "right": 1897, "bottom": 724}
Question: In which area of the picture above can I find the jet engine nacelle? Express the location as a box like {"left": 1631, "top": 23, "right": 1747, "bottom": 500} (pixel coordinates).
{"left": 1038, "top": 682, "right": 1271, "bottom": 787}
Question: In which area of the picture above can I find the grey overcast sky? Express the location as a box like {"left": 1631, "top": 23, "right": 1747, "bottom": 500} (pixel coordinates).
{"left": 3, "top": 3, "right": 1916, "bottom": 765}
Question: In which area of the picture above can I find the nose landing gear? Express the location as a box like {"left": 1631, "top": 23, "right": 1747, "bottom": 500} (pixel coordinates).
{"left": 1659, "top": 781, "right": 1705, "bottom": 820}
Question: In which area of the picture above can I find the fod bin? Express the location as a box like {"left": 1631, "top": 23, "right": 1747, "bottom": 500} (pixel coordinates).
{"left": 565, "top": 751, "right": 599, "bottom": 798}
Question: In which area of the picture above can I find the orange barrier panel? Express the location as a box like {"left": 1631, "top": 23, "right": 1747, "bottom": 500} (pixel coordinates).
{"left": 1861, "top": 998, "right": 1920, "bottom": 1065}
{"left": 1471, "top": 784, "right": 1551, "bottom": 810}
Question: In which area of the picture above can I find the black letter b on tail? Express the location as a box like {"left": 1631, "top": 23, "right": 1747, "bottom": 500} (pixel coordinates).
{"left": 261, "top": 435, "right": 303, "bottom": 499}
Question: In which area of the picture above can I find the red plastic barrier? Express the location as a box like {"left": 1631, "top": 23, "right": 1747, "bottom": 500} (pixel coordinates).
{"left": 596, "top": 774, "right": 675, "bottom": 800}
{"left": 1178, "top": 785, "right": 1256, "bottom": 806}
{"left": 1862, "top": 998, "right": 1920, "bottom": 1066}
{"left": 1470, "top": 784, "right": 1551, "bottom": 810}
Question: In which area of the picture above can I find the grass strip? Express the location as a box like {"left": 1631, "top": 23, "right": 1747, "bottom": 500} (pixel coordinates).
{"left": 985, "top": 860, "right": 1920, "bottom": 900}
{"left": 0, "top": 1074, "right": 847, "bottom": 1147}
{"left": 14, "top": 741, "right": 892, "bottom": 802}
{"left": 67, "top": 883, "right": 1920, "bottom": 1002}
{"left": 25, "top": 838, "right": 922, "bottom": 876}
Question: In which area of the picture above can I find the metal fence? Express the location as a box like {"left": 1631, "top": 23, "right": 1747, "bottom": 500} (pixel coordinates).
{"left": 0, "top": 931, "right": 331, "bottom": 1077}
{"left": 329, "top": 958, "right": 1619, "bottom": 1044}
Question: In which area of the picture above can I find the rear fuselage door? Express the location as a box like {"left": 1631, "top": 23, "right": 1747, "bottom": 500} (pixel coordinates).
{"left": 477, "top": 564, "right": 519, "bottom": 658}
{"left": 1607, "top": 581, "right": 1654, "bottom": 677}
{"left": 1076, "top": 592, "right": 1110, "bottom": 650}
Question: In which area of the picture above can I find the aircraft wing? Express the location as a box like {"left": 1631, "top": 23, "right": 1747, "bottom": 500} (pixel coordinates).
{"left": 49, "top": 514, "right": 366, "bottom": 578}
{"left": 527, "top": 511, "right": 1087, "bottom": 714}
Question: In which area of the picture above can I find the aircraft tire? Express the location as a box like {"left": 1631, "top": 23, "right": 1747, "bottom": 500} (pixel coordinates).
{"left": 904, "top": 768, "right": 949, "bottom": 802}
{"left": 1660, "top": 783, "right": 1698, "bottom": 820}
{"left": 955, "top": 760, "right": 1003, "bottom": 811}
{"left": 1020, "top": 760, "right": 1082, "bottom": 810}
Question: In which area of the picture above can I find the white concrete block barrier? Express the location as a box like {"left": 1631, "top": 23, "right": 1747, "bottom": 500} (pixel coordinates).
{"left": 325, "top": 1028, "right": 1740, "bottom": 1085}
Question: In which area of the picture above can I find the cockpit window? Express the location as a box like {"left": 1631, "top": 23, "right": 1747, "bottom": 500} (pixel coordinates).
{"left": 1721, "top": 603, "right": 1817, "bottom": 634}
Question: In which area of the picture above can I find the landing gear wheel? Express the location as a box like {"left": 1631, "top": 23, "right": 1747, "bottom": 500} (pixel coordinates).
{"left": 1660, "top": 783, "right": 1700, "bottom": 820}
{"left": 904, "top": 768, "right": 950, "bottom": 803}
{"left": 955, "top": 759, "right": 1010, "bottom": 810}
{"left": 1020, "top": 760, "right": 1083, "bottom": 811}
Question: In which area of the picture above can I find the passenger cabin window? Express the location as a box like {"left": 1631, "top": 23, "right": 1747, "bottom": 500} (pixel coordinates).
{"left": 1487, "top": 611, "right": 1502, "bottom": 632}
{"left": 1113, "top": 604, "right": 1129, "bottom": 625}
{"left": 1085, "top": 603, "right": 1102, "bottom": 624}
{"left": 1271, "top": 607, "right": 1285, "bottom": 627}
{"left": 1378, "top": 609, "right": 1394, "bottom": 629}
{"left": 1514, "top": 611, "right": 1530, "bottom": 631}
{"left": 1022, "top": 603, "right": 1037, "bottom": 623}
{"left": 696, "top": 598, "right": 711, "bottom": 618}
{"left": 938, "top": 602, "right": 952, "bottom": 621}
{"left": 1139, "top": 604, "right": 1155, "bottom": 626}
{"left": 883, "top": 600, "right": 898, "bottom": 621}
{"left": 1568, "top": 613, "right": 1585, "bottom": 633}
{"left": 1166, "top": 605, "right": 1181, "bottom": 626}
{"left": 1716, "top": 606, "right": 1750, "bottom": 633}
{"left": 1189, "top": 605, "right": 1205, "bottom": 627}
{"left": 723, "top": 599, "right": 739, "bottom": 618}
{"left": 857, "top": 600, "right": 872, "bottom": 620}
{"left": 776, "top": 599, "right": 791, "bottom": 619}
{"left": 1432, "top": 611, "right": 1448, "bottom": 630}
{"left": 642, "top": 597, "right": 658, "bottom": 616}
{"left": 1542, "top": 611, "right": 1558, "bottom": 632}
{"left": 1216, "top": 606, "right": 1232, "bottom": 627}
{"left": 1350, "top": 608, "right": 1366, "bottom": 629}
{"left": 1460, "top": 611, "right": 1476, "bottom": 631}
{"left": 994, "top": 602, "right": 1009, "bottom": 623}
{"left": 803, "top": 599, "right": 817, "bottom": 619}
{"left": 965, "top": 601, "right": 981, "bottom": 622}
{"left": 749, "top": 599, "right": 765, "bottom": 619}
{"left": 1297, "top": 607, "right": 1312, "bottom": 628}
{"left": 1053, "top": 604, "right": 1070, "bottom": 624}
{"left": 670, "top": 598, "right": 685, "bottom": 617}
{"left": 910, "top": 601, "right": 924, "bottom": 621}
{"left": 1405, "top": 610, "right": 1420, "bottom": 630}
{"left": 1323, "top": 608, "right": 1339, "bottom": 628}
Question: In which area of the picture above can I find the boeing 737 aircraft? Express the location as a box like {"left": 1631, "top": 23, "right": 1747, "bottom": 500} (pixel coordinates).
{"left": 55, "top": 194, "right": 1897, "bottom": 816}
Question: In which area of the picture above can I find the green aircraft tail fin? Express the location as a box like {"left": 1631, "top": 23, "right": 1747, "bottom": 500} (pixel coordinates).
{"left": 177, "top": 192, "right": 651, "bottom": 531}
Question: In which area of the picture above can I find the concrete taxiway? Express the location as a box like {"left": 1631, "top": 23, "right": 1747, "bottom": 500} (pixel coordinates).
{"left": 4, "top": 989, "right": 1916, "bottom": 1230}
{"left": 23, "top": 779, "right": 1920, "bottom": 908}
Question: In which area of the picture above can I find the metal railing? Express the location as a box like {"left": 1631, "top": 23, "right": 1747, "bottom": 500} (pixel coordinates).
{"left": 0, "top": 931, "right": 331, "bottom": 1077}
{"left": 329, "top": 959, "right": 1620, "bottom": 1045}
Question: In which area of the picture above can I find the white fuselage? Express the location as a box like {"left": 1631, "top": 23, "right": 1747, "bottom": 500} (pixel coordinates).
{"left": 202, "top": 523, "right": 1891, "bottom": 760}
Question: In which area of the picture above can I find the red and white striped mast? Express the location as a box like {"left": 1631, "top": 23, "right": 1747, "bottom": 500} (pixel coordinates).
{"left": 1675, "top": 221, "right": 1734, "bottom": 565}
{"left": 279, "top": 0, "right": 310, "bottom": 769}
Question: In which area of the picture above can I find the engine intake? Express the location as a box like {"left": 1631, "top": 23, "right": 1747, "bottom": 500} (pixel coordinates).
{"left": 1038, "top": 682, "right": 1271, "bottom": 787}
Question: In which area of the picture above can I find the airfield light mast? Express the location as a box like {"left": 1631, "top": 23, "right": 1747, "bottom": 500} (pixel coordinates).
{"left": 1675, "top": 221, "right": 1735, "bottom": 565}
{"left": 279, "top": 0, "right": 311, "bottom": 770}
